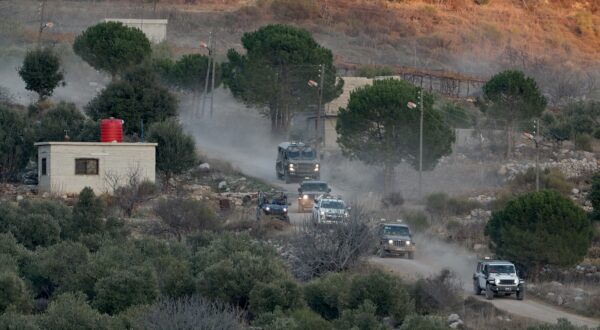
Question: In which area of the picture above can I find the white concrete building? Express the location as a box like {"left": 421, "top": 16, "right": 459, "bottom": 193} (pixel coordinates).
{"left": 103, "top": 18, "right": 168, "bottom": 43}
{"left": 35, "top": 142, "right": 157, "bottom": 195}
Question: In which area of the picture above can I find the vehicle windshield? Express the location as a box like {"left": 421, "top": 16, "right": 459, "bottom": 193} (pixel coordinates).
{"left": 321, "top": 200, "right": 345, "bottom": 209}
{"left": 383, "top": 225, "right": 410, "bottom": 236}
{"left": 288, "top": 148, "right": 315, "bottom": 159}
{"left": 301, "top": 183, "right": 329, "bottom": 192}
{"left": 488, "top": 265, "right": 515, "bottom": 274}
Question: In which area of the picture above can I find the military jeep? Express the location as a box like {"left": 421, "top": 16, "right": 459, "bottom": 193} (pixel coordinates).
{"left": 297, "top": 180, "right": 331, "bottom": 212}
{"left": 276, "top": 142, "right": 320, "bottom": 184}
{"left": 473, "top": 259, "right": 525, "bottom": 300}
{"left": 376, "top": 222, "right": 416, "bottom": 259}
{"left": 256, "top": 191, "right": 289, "bottom": 222}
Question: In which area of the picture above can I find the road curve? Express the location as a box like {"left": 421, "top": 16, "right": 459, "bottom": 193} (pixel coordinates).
{"left": 182, "top": 96, "right": 600, "bottom": 328}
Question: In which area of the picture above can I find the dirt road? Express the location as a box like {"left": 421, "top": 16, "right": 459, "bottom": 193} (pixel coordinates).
{"left": 183, "top": 94, "right": 600, "bottom": 328}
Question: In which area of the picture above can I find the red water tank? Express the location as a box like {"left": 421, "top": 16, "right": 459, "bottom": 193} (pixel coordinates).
{"left": 100, "top": 118, "right": 123, "bottom": 143}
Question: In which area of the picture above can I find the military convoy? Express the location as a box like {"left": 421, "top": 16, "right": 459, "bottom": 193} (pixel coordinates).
{"left": 297, "top": 180, "right": 331, "bottom": 212}
{"left": 275, "top": 142, "right": 320, "bottom": 183}
{"left": 256, "top": 190, "right": 289, "bottom": 222}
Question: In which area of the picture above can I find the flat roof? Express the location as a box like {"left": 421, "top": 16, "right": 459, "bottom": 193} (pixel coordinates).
{"left": 104, "top": 18, "right": 168, "bottom": 24}
{"left": 34, "top": 142, "right": 158, "bottom": 147}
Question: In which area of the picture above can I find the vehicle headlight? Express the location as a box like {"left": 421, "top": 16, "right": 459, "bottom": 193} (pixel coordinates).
{"left": 283, "top": 208, "right": 287, "bottom": 213}
{"left": 405, "top": 241, "right": 411, "bottom": 246}
{"left": 265, "top": 206, "right": 270, "bottom": 211}
{"left": 303, "top": 194, "right": 309, "bottom": 199}
{"left": 320, "top": 211, "right": 325, "bottom": 216}
{"left": 314, "top": 164, "right": 319, "bottom": 172}
{"left": 388, "top": 239, "right": 394, "bottom": 245}
{"left": 495, "top": 278, "right": 499, "bottom": 284}
{"left": 344, "top": 212, "right": 349, "bottom": 217}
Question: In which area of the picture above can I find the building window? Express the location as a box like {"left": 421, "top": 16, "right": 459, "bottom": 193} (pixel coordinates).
{"left": 75, "top": 159, "right": 99, "bottom": 175}
{"left": 41, "top": 158, "right": 47, "bottom": 176}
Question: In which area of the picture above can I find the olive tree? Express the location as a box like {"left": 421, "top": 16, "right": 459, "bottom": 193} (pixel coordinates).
{"left": 147, "top": 119, "right": 197, "bottom": 184}
{"left": 485, "top": 190, "right": 594, "bottom": 280}
{"left": 0, "top": 106, "right": 33, "bottom": 182}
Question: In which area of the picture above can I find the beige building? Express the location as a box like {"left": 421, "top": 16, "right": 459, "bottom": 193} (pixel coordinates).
{"left": 35, "top": 142, "right": 157, "bottom": 195}
{"left": 103, "top": 18, "right": 168, "bottom": 43}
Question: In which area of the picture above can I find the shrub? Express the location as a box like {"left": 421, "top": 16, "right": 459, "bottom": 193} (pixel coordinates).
{"left": 152, "top": 257, "right": 195, "bottom": 298}
{"left": 334, "top": 300, "right": 383, "bottom": 330}
{"left": 593, "top": 128, "right": 600, "bottom": 140}
{"left": 108, "top": 170, "right": 158, "bottom": 217}
{"left": 288, "top": 208, "right": 374, "bottom": 280}
{"left": 509, "top": 168, "right": 572, "bottom": 196}
{"left": 399, "top": 314, "right": 448, "bottom": 330}
{"left": 154, "top": 197, "right": 219, "bottom": 241}
{"left": 0, "top": 106, "right": 34, "bottom": 182}
{"left": 486, "top": 190, "right": 594, "bottom": 280}
{"left": 412, "top": 269, "right": 462, "bottom": 315}
{"left": 304, "top": 273, "right": 352, "bottom": 320}
{"left": 34, "top": 102, "right": 97, "bottom": 142}
{"left": 64, "top": 187, "right": 105, "bottom": 240}
{"left": 425, "top": 192, "right": 481, "bottom": 218}
{"left": 135, "top": 295, "right": 245, "bottom": 330}
{"left": 587, "top": 172, "right": 600, "bottom": 221}
{"left": 0, "top": 312, "right": 39, "bottom": 330}
{"left": 403, "top": 211, "right": 430, "bottom": 233}
{"left": 93, "top": 266, "right": 159, "bottom": 314}
{"left": 355, "top": 65, "right": 395, "bottom": 78}
{"left": 197, "top": 251, "right": 290, "bottom": 308}
{"left": 425, "top": 192, "right": 449, "bottom": 217}
{"left": 527, "top": 318, "right": 588, "bottom": 330}
{"left": 270, "top": 0, "right": 318, "bottom": 21}
{"left": 42, "top": 292, "right": 115, "bottom": 330}
{"left": 348, "top": 270, "right": 414, "bottom": 322}
{"left": 0, "top": 272, "right": 32, "bottom": 313}
{"left": 0, "top": 201, "right": 65, "bottom": 249}
{"left": 254, "top": 308, "right": 331, "bottom": 330}
{"left": 18, "top": 47, "right": 65, "bottom": 101}
{"left": 381, "top": 191, "right": 404, "bottom": 208}
{"left": 574, "top": 134, "right": 593, "bottom": 151}
{"left": 249, "top": 279, "right": 304, "bottom": 316}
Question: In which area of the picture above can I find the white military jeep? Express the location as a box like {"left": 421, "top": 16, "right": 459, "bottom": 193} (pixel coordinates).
{"left": 473, "top": 259, "right": 525, "bottom": 300}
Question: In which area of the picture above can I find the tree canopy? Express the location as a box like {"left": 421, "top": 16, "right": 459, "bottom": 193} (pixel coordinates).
{"left": 147, "top": 118, "right": 197, "bottom": 183}
{"left": 168, "top": 54, "right": 222, "bottom": 93}
{"left": 35, "top": 102, "right": 98, "bottom": 142}
{"left": 0, "top": 106, "right": 34, "bottom": 182}
{"left": 223, "top": 24, "right": 343, "bottom": 135}
{"left": 85, "top": 66, "right": 177, "bottom": 135}
{"left": 336, "top": 79, "right": 454, "bottom": 189}
{"left": 480, "top": 70, "right": 547, "bottom": 156}
{"left": 485, "top": 190, "right": 593, "bottom": 279}
{"left": 73, "top": 22, "right": 151, "bottom": 79}
{"left": 18, "top": 47, "right": 65, "bottom": 101}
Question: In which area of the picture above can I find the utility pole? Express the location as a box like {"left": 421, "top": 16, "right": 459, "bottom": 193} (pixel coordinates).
{"left": 535, "top": 118, "right": 540, "bottom": 192}
{"left": 418, "top": 88, "right": 424, "bottom": 200}
{"left": 318, "top": 64, "right": 325, "bottom": 148}
{"left": 37, "top": 0, "right": 47, "bottom": 46}
{"left": 210, "top": 31, "right": 216, "bottom": 118}
{"left": 200, "top": 32, "right": 213, "bottom": 118}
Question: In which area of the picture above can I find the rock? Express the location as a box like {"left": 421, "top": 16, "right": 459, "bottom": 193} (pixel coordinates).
{"left": 448, "top": 314, "right": 460, "bottom": 323}
{"left": 550, "top": 281, "right": 563, "bottom": 287}
{"left": 498, "top": 165, "right": 508, "bottom": 176}
{"left": 473, "top": 243, "right": 484, "bottom": 250}
{"left": 199, "top": 163, "right": 211, "bottom": 170}
{"left": 572, "top": 188, "right": 580, "bottom": 195}
{"left": 574, "top": 296, "right": 584, "bottom": 302}
{"left": 557, "top": 296, "right": 563, "bottom": 305}
{"left": 218, "top": 181, "right": 227, "bottom": 190}
{"left": 89, "top": 81, "right": 99, "bottom": 87}
{"left": 547, "top": 292, "right": 555, "bottom": 298}
{"left": 449, "top": 320, "right": 463, "bottom": 329}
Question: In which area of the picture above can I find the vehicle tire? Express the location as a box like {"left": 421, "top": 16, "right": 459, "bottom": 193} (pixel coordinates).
{"left": 485, "top": 284, "right": 494, "bottom": 300}
{"left": 473, "top": 280, "right": 481, "bottom": 295}
{"left": 517, "top": 287, "right": 525, "bottom": 301}
{"left": 377, "top": 247, "right": 386, "bottom": 258}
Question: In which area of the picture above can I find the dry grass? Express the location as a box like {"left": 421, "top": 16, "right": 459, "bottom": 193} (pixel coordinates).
{"left": 528, "top": 281, "right": 600, "bottom": 318}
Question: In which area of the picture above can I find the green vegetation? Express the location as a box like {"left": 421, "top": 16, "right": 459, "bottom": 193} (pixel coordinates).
{"left": 587, "top": 172, "right": 600, "bottom": 221}
{"left": 509, "top": 168, "right": 572, "bottom": 196}
{"left": 18, "top": 47, "right": 65, "bottom": 101}
{"left": 355, "top": 64, "right": 395, "bottom": 78}
{"left": 425, "top": 192, "right": 481, "bottom": 218}
{"left": 0, "top": 106, "right": 33, "bottom": 182}
{"left": 486, "top": 190, "right": 594, "bottom": 280}
{"left": 480, "top": 70, "right": 547, "bottom": 156}
{"left": 73, "top": 22, "right": 151, "bottom": 79}
{"left": 147, "top": 119, "right": 197, "bottom": 184}
{"left": 336, "top": 79, "right": 454, "bottom": 191}
{"left": 34, "top": 102, "right": 98, "bottom": 142}
{"left": 223, "top": 24, "right": 343, "bottom": 135}
{"left": 86, "top": 66, "right": 177, "bottom": 135}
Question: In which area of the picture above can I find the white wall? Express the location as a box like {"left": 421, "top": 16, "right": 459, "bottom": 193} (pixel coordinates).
{"left": 36, "top": 142, "right": 157, "bottom": 195}
{"left": 104, "top": 19, "right": 167, "bottom": 43}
